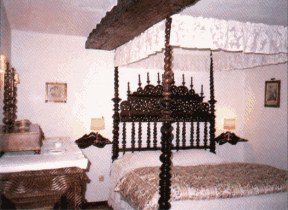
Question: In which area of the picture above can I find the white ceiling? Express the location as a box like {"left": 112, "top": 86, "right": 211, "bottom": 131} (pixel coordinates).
{"left": 3, "top": 0, "right": 288, "bottom": 38}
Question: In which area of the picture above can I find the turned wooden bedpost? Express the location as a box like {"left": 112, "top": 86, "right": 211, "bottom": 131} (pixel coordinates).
{"left": 209, "top": 51, "right": 216, "bottom": 153}
{"left": 112, "top": 66, "right": 121, "bottom": 161}
{"left": 158, "top": 16, "right": 173, "bottom": 210}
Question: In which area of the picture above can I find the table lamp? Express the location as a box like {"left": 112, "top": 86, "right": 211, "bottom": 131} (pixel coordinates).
{"left": 223, "top": 118, "right": 236, "bottom": 141}
{"left": 91, "top": 117, "right": 105, "bottom": 134}
{"left": 75, "top": 117, "right": 111, "bottom": 149}
{"left": 215, "top": 118, "right": 248, "bottom": 145}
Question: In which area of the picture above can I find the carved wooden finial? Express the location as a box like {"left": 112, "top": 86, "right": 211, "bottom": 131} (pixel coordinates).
{"left": 157, "top": 72, "right": 161, "bottom": 85}
{"left": 182, "top": 74, "right": 185, "bottom": 86}
{"left": 147, "top": 72, "right": 150, "bottom": 85}
{"left": 190, "top": 77, "right": 193, "bottom": 90}
{"left": 127, "top": 82, "right": 130, "bottom": 95}
{"left": 138, "top": 74, "right": 142, "bottom": 87}
{"left": 201, "top": 84, "right": 204, "bottom": 97}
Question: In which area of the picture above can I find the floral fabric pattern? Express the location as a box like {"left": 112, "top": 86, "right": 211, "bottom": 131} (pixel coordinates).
{"left": 115, "top": 163, "right": 288, "bottom": 210}
{"left": 115, "top": 15, "right": 288, "bottom": 68}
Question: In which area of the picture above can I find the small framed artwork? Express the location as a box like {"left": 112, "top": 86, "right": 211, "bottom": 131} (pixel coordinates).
{"left": 45, "top": 82, "right": 67, "bottom": 103}
{"left": 264, "top": 80, "right": 280, "bottom": 107}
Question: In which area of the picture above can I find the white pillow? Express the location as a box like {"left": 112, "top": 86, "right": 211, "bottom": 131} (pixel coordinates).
{"left": 116, "top": 150, "right": 162, "bottom": 169}
{"left": 115, "top": 149, "right": 224, "bottom": 169}
{"left": 110, "top": 151, "right": 162, "bottom": 192}
{"left": 172, "top": 150, "right": 225, "bottom": 166}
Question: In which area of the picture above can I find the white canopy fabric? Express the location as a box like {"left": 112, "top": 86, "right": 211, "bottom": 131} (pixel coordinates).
{"left": 114, "top": 14, "right": 288, "bottom": 71}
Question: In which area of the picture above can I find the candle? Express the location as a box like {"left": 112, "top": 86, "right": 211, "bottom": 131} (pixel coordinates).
{"left": 14, "top": 73, "right": 20, "bottom": 84}
{"left": 0, "top": 54, "right": 7, "bottom": 72}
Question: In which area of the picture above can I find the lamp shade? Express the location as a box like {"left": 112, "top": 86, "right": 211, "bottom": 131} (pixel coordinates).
{"left": 91, "top": 117, "right": 105, "bottom": 131}
{"left": 223, "top": 118, "right": 236, "bottom": 131}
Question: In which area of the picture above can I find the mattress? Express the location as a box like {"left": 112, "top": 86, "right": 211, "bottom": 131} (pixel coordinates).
{"left": 108, "top": 150, "right": 287, "bottom": 210}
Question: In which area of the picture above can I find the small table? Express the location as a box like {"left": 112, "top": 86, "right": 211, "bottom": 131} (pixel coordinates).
{"left": 0, "top": 137, "right": 89, "bottom": 209}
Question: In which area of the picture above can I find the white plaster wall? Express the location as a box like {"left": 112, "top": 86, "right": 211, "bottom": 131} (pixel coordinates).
{"left": 213, "top": 70, "right": 247, "bottom": 161}
{"left": 243, "top": 64, "right": 287, "bottom": 169}
{"left": 11, "top": 30, "right": 114, "bottom": 202}
{"left": 0, "top": 0, "right": 11, "bottom": 57}
{"left": 11, "top": 30, "right": 114, "bottom": 139}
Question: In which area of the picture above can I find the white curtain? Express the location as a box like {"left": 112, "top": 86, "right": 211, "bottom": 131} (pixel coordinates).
{"left": 114, "top": 15, "right": 288, "bottom": 71}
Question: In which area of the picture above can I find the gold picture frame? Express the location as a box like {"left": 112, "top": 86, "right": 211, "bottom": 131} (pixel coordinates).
{"left": 45, "top": 82, "right": 67, "bottom": 103}
{"left": 264, "top": 80, "right": 280, "bottom": 107}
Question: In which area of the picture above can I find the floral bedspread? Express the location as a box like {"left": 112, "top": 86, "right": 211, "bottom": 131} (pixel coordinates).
{"left": 115, "top": 163, "right": 288, "bottom": 210}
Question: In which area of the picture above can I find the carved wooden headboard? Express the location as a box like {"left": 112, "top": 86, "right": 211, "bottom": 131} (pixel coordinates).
{"left": 120, "top": 73, "right": 211, "bottom": 122}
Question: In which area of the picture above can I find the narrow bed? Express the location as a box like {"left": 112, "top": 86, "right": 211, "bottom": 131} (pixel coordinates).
{"left": 108, "top": 17, "right": 287, "bottom": 209}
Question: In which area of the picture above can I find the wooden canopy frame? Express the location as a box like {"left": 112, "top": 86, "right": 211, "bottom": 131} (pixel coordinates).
{"left": 85, "top": 0, "right": 199, "bottom": 50}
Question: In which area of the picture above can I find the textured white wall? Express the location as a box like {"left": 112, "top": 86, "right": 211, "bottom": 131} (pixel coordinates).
{"left": 243, "top": 64, "right": 287, "bottom": 169}
{"left": 0, "top": 0, "right": 11, "bottom": 57}
{"left": 11, "top": 30, "right": 114, "bottom": 139}
{"left": 11, "top": 30, "right": 114, "bottom": 202}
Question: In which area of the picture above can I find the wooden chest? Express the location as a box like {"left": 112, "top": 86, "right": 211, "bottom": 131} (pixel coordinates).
{"left": 0, "top": 124, "right": 43, "bottom": 153}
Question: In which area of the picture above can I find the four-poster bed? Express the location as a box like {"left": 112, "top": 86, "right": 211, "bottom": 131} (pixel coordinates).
{"left": 108, "top": 17, "right": 287, "bottom": 209}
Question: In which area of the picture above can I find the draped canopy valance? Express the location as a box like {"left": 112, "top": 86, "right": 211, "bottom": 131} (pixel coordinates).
{"left": 115, "top": 14, "right": 287, "bottom": 71}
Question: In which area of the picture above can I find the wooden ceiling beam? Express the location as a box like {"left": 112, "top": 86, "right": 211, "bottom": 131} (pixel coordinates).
{"left": 85, "top": 0, "right": 198, "bottom": 50}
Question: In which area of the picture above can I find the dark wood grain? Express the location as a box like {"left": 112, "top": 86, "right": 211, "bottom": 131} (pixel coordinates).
{"left": 86, "top": 0, "right": 199, "bottom": 50}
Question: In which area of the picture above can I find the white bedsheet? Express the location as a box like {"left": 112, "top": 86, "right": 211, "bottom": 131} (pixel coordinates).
{"left": 108, "top": 150, "right": 287, "bottom": 210}
{"left": 0, "top": 137, "right": 89, "bottom": 173}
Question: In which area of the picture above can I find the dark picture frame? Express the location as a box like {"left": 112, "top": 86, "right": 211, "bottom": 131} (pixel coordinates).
{"left": 264, "top": 80, "right": 280, "bottom": 107}
{"left": 45, "top": 82, "right": 67, "bottom": 103}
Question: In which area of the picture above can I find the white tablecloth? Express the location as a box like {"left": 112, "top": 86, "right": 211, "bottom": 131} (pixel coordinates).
{"left": 0, "top": 137, "right": 89, "bottom": 173}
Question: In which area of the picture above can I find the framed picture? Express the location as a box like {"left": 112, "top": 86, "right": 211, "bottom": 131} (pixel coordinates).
{"left": 264, "top": 80, "right": 280, "bottom": 107}
{"left": 45, "top": 82, "right": 67, "bottom": 103}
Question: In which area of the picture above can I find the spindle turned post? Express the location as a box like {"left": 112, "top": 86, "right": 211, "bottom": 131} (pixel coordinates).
{"left": 190, "top": 122, "right": 194, "bottom": 146}
{"left": 112, "top": 67, "right": 121, "bottom": 161}
{"left": 153, "top": 122, "right": 157, "bottom": 149}
{"left": 204, "top": 122, "right": 208, "bottom": 147}
{"left": 176, "top": 122, "right": 180, "bottom": 150}
{"left": 147, "top": 122, "right": 151, "bottom": 148}
{"left": 158, "top": 16, "right": 173, "bottom": 210}
{"left": 182, "top": 122, "right": 186, "bottom": 147}
{"left": 122, "top": 122, "right": 126, "bottom": 154}
{"left": 209, "top": 51, "right": 216, "bottom": 153}
{"left": 138, "top": 122, "right": 142, "bottom": 149}
{"left": 132, "top": 122, "right": 136, "bottom": 152}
